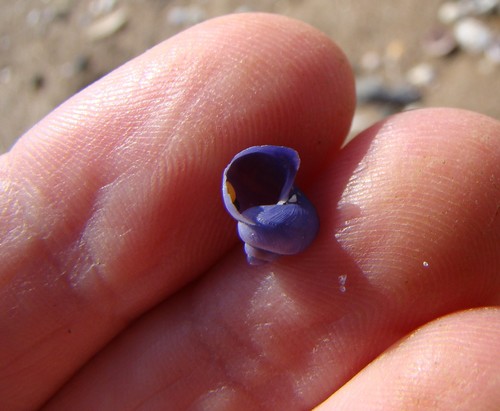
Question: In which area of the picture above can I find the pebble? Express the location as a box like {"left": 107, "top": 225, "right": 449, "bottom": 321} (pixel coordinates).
{"left": 31, "top": 73, "right": 45, "bottom": 91}
{"left": 356, "top": 76, "right": 384, "bottom": 104}
{"left": 356, "top": 76, "right": 421, "bottom": 106}
{"left": 453, "top": 17, "right": 493, "bottom": 53}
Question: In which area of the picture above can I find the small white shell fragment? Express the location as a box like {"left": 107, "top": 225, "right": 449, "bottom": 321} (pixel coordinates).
{"left": 438, "top": 2, "right": 465, "bottom": 24}
{"left": 406, "top": 63, "right": 437, "bottom": 87}
{"left": 85, "top": 7, "right": 128, "bottom": 41}
{"left": 453, "top": 17, "right": 493, "bottom": 53}
{"left": 89, "top": 0, "right": 117, "bottom": 16}
{"left": 360, "top": 51, "right": 382, "bottom": 72}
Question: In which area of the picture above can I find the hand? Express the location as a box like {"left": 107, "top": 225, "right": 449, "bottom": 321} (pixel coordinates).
{"left": 1, "top": 13, "right": 499, "bottom": 411}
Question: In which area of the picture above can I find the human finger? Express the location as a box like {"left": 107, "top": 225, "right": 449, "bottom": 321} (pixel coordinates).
{"left": 0, "top": 13, "right": 354, "bottom": 410}
{"left": 315, "top": 308, "right": 500, "bottom": 411}
{"left": 45, "top": 109, "right": 500, "bottom": 409}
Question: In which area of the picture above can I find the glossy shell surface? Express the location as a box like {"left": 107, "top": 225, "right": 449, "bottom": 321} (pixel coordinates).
{"left": 222, "top": 145, "right": 319, "bottom": 265}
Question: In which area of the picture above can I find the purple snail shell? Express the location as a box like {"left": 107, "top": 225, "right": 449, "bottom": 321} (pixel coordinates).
{"left": 222, "top": 145, "right": 319, "bottom": 265}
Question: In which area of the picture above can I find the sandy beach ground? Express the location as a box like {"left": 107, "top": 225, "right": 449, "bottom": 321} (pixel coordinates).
{"left": 1, "top": 0, "right": 499, "bottom": 152}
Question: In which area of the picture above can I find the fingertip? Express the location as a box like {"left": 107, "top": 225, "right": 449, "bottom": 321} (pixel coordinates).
{"left": 313, "top": 106, "right": 500, "bottom": 316}
{"left": 13, "top": 12, "right": 356, "bottom": 172}
{"left": 315, "top": 308, "right": 500, "bottom": 410}
{"left": 0, "top": 14, "right": 356, "bottom": 410}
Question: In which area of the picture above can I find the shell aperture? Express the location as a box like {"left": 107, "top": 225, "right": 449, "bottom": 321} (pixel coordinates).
{"left": 222, "top": 145, "right": 319, "bottom": 265}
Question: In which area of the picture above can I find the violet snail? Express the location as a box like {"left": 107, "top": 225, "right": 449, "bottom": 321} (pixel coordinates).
{"left": 222, "top": 145, "right": 319, "bottom": 265}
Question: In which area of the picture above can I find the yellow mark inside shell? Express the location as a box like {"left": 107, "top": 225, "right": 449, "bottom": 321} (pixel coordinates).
{"left": 226, "top": 181, "right": 237, "bottom": 203}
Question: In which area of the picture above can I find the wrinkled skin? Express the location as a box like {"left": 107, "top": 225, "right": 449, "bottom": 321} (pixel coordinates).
{"left": 1, "top": 13, "right": 499, "bottom": 411}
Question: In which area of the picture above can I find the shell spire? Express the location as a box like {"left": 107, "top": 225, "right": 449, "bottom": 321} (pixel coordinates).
{"left": 222, "top": 145, "right": 319, "bottom": 265}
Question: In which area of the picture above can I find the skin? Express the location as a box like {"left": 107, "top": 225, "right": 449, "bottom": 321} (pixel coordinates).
{"left": 0, "top": 13, "right": 499, "bottom": 411}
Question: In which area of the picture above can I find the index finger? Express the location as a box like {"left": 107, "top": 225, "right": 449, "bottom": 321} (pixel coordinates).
{"left": 0, "top": 13, "right": 355, "bottom": 410}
